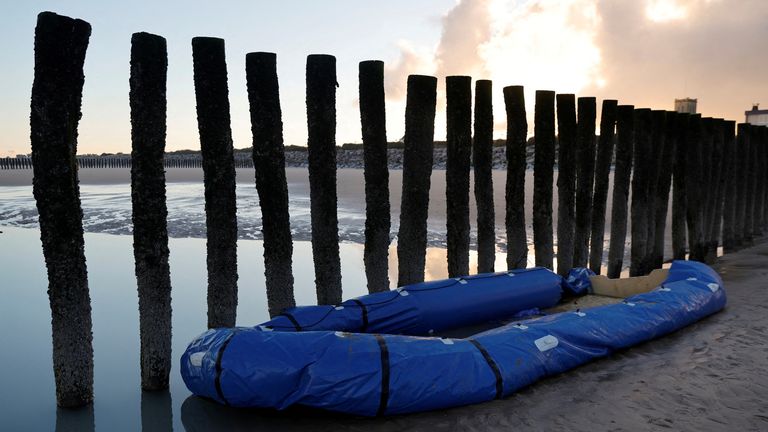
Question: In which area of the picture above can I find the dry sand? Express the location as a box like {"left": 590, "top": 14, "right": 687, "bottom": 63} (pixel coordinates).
{"left": 180, "top": 239, "right": 768, "bottom": 431}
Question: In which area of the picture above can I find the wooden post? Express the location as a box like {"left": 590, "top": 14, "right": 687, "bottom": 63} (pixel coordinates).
{"left": 555, "top": 94, "right": 577, "bottom": 276}
{"left": 685, "top": 114, "right": 706, "bottom": 261}
{"left": 192, "top": 37, "right": 238, "bottom": 327}
{"left": 359, "top": 60, "right": 390, "bottom": 292}
{"left": 533, "top": 90, "right": 556, "bottom": 269}
{"left": 473, "top": 79, "right": 495, "bottom": 274}
{"left": 751, "top": 126, "right": 765, "bottom": 238}
{"left": 704, "top": 119, "right": 725, "bottom": 263}
{"left": 721, "top": 121, "right": 738, "bottom": 252}
{"left": 446, "top": 76, "right": 472, "bottom": 278}
{"left": 629, "top": 108, "right": 652, "bottom": 276}
{"left": 644, "top": 110, "right": 666, "bottom": 269}
{"left": 130, "top": 32, "right": 172, "bottom": 390}
{"left": 245, "top": 52, "right": 296, "bottom": 315}
{"left": 672, "top": 113, "right": 690, "bottom": 259}
{"left": 573, "top": 97, "right": 597, "bottom": 268}
{"left": 651, "top": 111, "right": 676, "bottom": 269}
{"left": 306, "top": 54, "right": 342, "bottom": 304}
{"left": 588, "top": 100, "right": 618, "bottom": 274}
{"left": 762, "top": 127, "right": 768, "bottom": 231}
{"left": 30, "top": 11, "right": 93, "bottom": 408}
{"left": 397, "top": 75, "right": 437, "bottom": 286}
{"left": 699, "top": 118, "right": 716, "bottom": 261}
{"left": 733, "top": 123, "right": 750, "bottom": 249}
{"left": 607, "top": 105, "right": 634, "bottom": 278}
{"left": 503, "top": 86, "right": 528, "bottom": 270}
{"left": 744, "top": 125, "right": 756, "bottom": 245}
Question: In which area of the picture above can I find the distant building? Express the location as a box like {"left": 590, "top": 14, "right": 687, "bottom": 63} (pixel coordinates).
{"left": 745, "top": 104, "right": 768, "bottom": 126}
{"left": 674, "top": 98, "right": 697, "bottom": 114}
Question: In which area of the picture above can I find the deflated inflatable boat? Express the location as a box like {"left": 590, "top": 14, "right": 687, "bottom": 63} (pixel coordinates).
{"left": 181, "top": 260, "right": 725, "bottom": 416}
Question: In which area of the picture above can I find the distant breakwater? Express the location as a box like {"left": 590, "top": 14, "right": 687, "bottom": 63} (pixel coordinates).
{"left": 2, "top": 146, "right": 536, "bottom": 170}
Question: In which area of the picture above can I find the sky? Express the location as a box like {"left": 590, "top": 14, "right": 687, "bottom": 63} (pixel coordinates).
{"left": 1, "top": 0, "right": 767, "bottom": 157}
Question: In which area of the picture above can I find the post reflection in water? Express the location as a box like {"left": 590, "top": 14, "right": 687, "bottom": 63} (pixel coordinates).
{"left": 141, "top": 390, "right": 173, "bottom": 432}
{"left": 55, "top": 405, "right": 95, "bottom": 432}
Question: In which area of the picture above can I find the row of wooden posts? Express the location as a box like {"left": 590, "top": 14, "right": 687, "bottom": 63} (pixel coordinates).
{"left": 28, "top": 11, "right": 768, "bottom": 408}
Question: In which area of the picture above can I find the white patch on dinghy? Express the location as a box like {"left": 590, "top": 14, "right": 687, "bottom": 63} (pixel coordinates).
{"left": 535, "top": 335, "right": 559, "bottom": 352}
{"left": 440, "top": 338, "right": 454, "bottom": 345}
{"left": 399, "top": 290, "right": 410, "bottom": 297}
{"left": 687, "top": 277, "right": 698, "bottom": 281}
{"left": 334, "top": 306, "right": 345, "bottom": 310}
{"left": 707, "top": 283, "right": 720, "bottom": 292}
{"left": 189, "top": 352, "right": 205, "bottom": 367}
{"left": 574, "top": 311, "right": 586, "bottom": 317}
{"left": 514, "top": 323, "right": 528, "bottom": 330}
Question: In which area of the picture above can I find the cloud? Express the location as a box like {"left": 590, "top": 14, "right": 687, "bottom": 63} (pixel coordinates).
{"left": 384, "top": 40, "right": 437, "bottom": 101}
{"left": 434, "top": 0, "right": 492, "bottom": 79}
{"left": 587, "top": 0, "right": 768, "bottom": 121}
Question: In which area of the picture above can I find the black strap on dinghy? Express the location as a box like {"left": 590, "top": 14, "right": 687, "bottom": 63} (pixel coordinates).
{"left": 214, "top": 329, "right": 239, "bottom": 406}
{"left": 351, "top": 299, "right": 369, "bottom": 332}
{"left": 374, "top": 334, "right": 390, "bottom": 416}
{"left": 278, "top": 312, "right": 302, "bottom": 331}
{"left": 468, "top": 339, "right": 503, "bottom": 399}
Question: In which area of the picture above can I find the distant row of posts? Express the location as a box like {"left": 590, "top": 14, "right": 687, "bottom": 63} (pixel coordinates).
{"left": 0, "top": 155, "right": 261, "bottom": 169}
{"left": 26, "top": 11, "right": 768, "bottom": 408}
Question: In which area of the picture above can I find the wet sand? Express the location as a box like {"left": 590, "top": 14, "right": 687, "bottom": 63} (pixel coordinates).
{"left": 2, "top": 166, "right": 664, "bottom": 268}
{"left": 180, "top": 239, "right": 768, "bottom": 432}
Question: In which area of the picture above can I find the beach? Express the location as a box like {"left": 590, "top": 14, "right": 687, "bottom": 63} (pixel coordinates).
{"left": 3, "top": 225, "right": 764, "bottom": 431}
{"left": 1, "top": 167, "right": 744, "bottom": 431}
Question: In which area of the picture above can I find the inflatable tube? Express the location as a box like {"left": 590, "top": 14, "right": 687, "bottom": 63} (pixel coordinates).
{"left": 181, "top": 260, "right": 726, "bottom": 416}
{"left": 260, "top": 267, "right": 563, "bottom": 335}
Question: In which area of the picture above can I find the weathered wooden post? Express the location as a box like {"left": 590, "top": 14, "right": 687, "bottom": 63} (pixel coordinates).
{"left": 722, "top": 121, "right": 738, "bottom": 252}
{"left": 533, "top": 90, "right": 556, "bottom": 269}
{"left": 588, "top": 100, "right": 618, "bottom": 274}
{"left": 607, "top": 105, "right": 634, "bottom": 278}
{"left": 651, "top": 111, "right": 676, "bottom": 269}
{"left": 643, "top": 110, "right": 666, "bottom": 269}
{"left": 30, "top": 11, "right": 93, "bottom": 407}
{"left": 698, "top": 118, "right": 715, "bottom": 261}
{"left": 555, "top": 94, "right": 577, "bottom": 276}
{"left": 629, "top": 108, "right": 652, "bottom": 276}
{"left": 129, "top": 32, "right": 172, "bottom": 390}
{"left": 672, "top": 113, "right": 690, "bottom": 259}
{"left": 306, "top": 54, "right": 342, "bottom": 304}
{"left": 744, "top": 125, "right": 758, "bottom": 245}
{"left": 473, "top": 79, "right": 495, "bottom": 274}
{"left": 733, "top": 124, "right": 750, "bottom": 249}
{"left": 704, "top": 119, "right": 725, "bottom": 263}
{"left": 245, "top": 52, "right": 296, "bottom": 315}
{"left": 359, "top": 60, "right": 390, "bottom": 292}
{"left": 445, "top": 76, "right": 472, "bottom": 277}
{"left": 397, "top": 75, "right": 437, "bottom": 286}
{"left": 751, "top": 126, "right": 765, "bottom": 238}
{"left": 503, "top": 86, "right": 528, "bottom": 270}
{"left": 761, "top": 127, "right": 768, "bottom": 231}
{"left": 685, "top": 114, "right": 706, "bottom": 261}
{"left": 192, "top": 37, "right": 238, "bottom": 327}
{"left": 573, "top": 97, "right": 597, "bottom": 268}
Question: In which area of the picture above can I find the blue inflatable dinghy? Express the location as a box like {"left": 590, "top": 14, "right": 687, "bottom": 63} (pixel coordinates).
{"left": 181, "top": 260, "right": 725, "bottom": 416}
